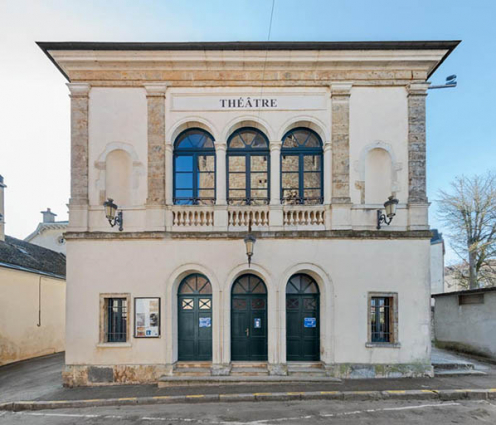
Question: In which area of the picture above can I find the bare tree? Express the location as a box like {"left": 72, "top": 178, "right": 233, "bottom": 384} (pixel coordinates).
{"left": 437, "top": 172, "right": 496, "bottom": 289}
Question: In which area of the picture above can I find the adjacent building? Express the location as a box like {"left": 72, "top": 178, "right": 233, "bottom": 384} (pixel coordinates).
{"left": 39, "top": 40, "right": 459, "bottom": 386}
{"left": 25, "top": 208, "right": 68, "bottom": 254}
{"left": 0, "top": 176, "right": 66, "bottom": 366}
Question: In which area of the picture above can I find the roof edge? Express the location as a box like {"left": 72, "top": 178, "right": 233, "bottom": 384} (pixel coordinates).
{"left": 432, "top": 286, "right": 496, "bottom": 298}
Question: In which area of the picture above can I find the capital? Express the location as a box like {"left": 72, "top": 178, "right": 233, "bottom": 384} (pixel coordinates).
{"left": 215, "top": 142, "right": 227, "bottom": 152}
{"left": 144, "top": 83, "right": 168, "bottom": 97}
{"left": 67, "top": 83, "right": 90, "bottom": 98}
{"left": 323, "top": 142, "right": 332, "bottom": 152}
{"left": 269, "top": 141, "right": 282, "bottom": 151}
{"left": 330, "top": 83, "right": 353, "bottom": 98}
{"left": 407, "top": 82, "right": 430, "bottom": 96}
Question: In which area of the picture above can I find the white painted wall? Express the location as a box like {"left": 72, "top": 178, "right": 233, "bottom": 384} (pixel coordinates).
{"left": 65, "top": 237, "right": 431, "bottom": 367}
{"left": 430, "top": 242, "right": 445, "bottom": 294}
{"left": 434, "top": 291, "right": 496, "bottom": 359}
{"left": 28, "top": 226, "right": 66, "bottom": 254}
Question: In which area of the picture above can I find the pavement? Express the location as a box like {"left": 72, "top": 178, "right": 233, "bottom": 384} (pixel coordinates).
{"left": 0, "top": 349, "right": 495, "bottom": 411}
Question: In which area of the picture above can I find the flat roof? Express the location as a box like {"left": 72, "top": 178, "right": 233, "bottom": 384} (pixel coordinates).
{"left": 37, "top": 40, "right": 460, "bottom": 81}
{"left": 432, "top": 286, "right": 496, "bottom": 298}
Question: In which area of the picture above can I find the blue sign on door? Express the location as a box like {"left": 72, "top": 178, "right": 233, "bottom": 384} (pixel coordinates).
{"left": 199, "top": 317, "right": 211, "bottom": 328}
{"left": 304, "top": 317, "right": 316, "bottom": 328}
{"left": 254, "top": 318, "right": 261, "bottom": 329}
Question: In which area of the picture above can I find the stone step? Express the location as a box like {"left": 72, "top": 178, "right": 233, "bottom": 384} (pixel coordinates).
{"left": 434, "top": 369, "right": 486, "bottom": 377}
{"left": 432, "top": 362, "right": 475, "bottom": 371}
{"left": 230, "top": 367, "right": 269, "bottom": 376}
{"left": 174, "top": 367, "right": 212, "bottom": 376}
{"left": 175, "top": 362, "right": 212, "bottom": 369}
{"left": 157, "top": 375, "right": 341, "bottom": 388}
{"left": 231, "top": 362, "right": 267, "bottom": 368}
{"left": 288, "top": 367, "right": 327, "bottom": 377}
{"left": 288, "top": 362, "right": 324, "bottom": 370}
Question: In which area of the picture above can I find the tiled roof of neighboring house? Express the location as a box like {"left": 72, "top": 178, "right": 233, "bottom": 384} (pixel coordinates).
{"left": 0, "top": 236, "right": 66, "bottom": 279}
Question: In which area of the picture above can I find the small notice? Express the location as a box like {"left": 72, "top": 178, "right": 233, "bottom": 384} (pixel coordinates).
{"left": 254, "top": 318, "right": 261, "bottom": 329}
{"left": 304, "top": 317, "right": 316, "bottom": 328}
{"left": 199, "top": 317, "right": 211, "bottom": 328}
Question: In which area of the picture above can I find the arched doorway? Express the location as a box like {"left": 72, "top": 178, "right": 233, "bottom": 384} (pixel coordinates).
{"left": 231, "top": 274, "right": 268, "bottom": 361}
{"left": 286, "top": 274, "right": 320, "bottom": 361}
{"left": 178, "top": 274, "right": 212, "bottom": 361}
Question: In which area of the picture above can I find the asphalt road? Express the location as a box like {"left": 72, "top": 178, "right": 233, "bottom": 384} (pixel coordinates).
{"left": 1, "top": 399, "right": 496, "bottom": 424}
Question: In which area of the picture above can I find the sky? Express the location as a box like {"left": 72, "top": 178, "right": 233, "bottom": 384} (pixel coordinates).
{"left": 0, "top": 0, "right": 495, "bottom": 263}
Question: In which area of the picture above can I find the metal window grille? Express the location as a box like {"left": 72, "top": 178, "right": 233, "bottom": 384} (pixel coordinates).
{"left": 107, "top": 298, "right": 127, "bottom": 343}
{"left": 370, "top": 297, "right": 392, "bottom": 343}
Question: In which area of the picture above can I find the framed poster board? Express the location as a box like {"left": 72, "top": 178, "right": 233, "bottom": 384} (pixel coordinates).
{"left": 134, "top": 297, "right": 160, "bottom": 338}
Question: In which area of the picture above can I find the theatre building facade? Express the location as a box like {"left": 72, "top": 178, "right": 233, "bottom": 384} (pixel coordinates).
{"left": 39, "top": 41, "right": 458, "bottom": 386}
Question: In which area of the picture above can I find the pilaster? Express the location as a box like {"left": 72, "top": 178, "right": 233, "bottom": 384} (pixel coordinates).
{"left": 330, "top": 83, "right": 352, "bottom": 204}
{"left": 215, "top": 142, "right": 227, "bottom": 206}
{"left": 145, "top": 84, "right": 167, "bottom": 231}
{"left": 407, "top": 82, "right": 429, "bottom": 205}
{"left": 67, "top": 83, "right": 90, "bottom": 231}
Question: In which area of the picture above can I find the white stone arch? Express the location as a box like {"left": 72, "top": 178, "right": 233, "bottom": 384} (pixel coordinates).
{"left": 277, "top": 116, "right": 329, "bottom": 144}
{"left": 94, "top": 142, "right": 145, "bottom": 206}
{"left": 353, "top": 140, "right": 403, "bottom": 204}
{"left": 278, "top": 263, "right": 335, "bottom": 365}
{"left": 167, "top": 117, "right": 220, "bottom": 146}
{"left": 222, "top": 263, "right": 276, "bottom": 365}
{"left": 164, "top": 263, "right": 221, "bottom": 365}
{"left": 222, "top": 115, "right": 275, "bottom": 143}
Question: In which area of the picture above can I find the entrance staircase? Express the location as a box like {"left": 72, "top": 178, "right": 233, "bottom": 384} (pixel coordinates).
{"left": 173, "top": 362, "right": 212, "bottom": 377}
{"left": 287, "top": 362, "right": 326, "bottom": 377}
{"left": 230, "top": 362, "right": 269, "bottom": 376}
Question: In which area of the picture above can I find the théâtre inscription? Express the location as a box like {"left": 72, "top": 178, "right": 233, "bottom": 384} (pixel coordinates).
{"left": 220, "top": 97, "right": 277, "bottom": 108}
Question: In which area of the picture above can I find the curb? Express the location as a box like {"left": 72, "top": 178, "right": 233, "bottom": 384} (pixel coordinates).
{"left": 1, "top": 388, "right": 496, "bottom": 411}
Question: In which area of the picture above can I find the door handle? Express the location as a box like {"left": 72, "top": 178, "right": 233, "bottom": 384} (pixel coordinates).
{"left": 245, "top": 328, "right": 249, "bottom": 337}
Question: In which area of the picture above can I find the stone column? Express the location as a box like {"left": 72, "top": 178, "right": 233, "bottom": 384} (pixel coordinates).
{"left": 215, "top": 142, "right": 227, "bottom": 206}
{"left": 407, "top": 82, "right": 430, "bottom": 230}
{"left": 323, "top": 142, "right": 332, "bottom": 205}
{"left": 67, "top": 83, "right": 90, "bottom": 231}
{"left": 269, "top": 141, "right": 283, "bottom": 228}
{"left": 330, "top": 83, "right": 352, "bottom": 229}
{"left": 144, "top": 84, "right": 167, "bottom": 231}
{"left": 214, "top": 142, "right": 228, "bottom": 231}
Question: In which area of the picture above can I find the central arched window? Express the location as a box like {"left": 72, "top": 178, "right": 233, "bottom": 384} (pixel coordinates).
{"left": 174, "top": 129, "right": 216, "bottom": 205}
{"left": 281, "top": 128, "right": 323, "bottom": 205}
{"left": 227, "top": 127, "right": 270, "bottom": 205}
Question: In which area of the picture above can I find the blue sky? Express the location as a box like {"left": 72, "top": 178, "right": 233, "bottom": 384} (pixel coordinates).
{"left": 1, "top": 0, "right": 495, "bottom": 263}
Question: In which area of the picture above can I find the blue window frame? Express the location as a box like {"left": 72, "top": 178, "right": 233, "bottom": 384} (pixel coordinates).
{"left": 227, "top": 127, "right": 270, "bottom": 205}
{"left": 281, "top": 128, "right": 323, "bottom": 205}
{"left": 174, "top": 129, "right": 216, "bottom": 205}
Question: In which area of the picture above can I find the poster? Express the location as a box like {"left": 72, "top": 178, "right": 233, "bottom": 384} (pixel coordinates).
{"left": 254, "top": 318, "right": 261, "bottom": 329}
{"left": 134, "top": 298, "right": 160, "bottom": 337}
{"left": 199, "top": 317, "right": 211, "bottom": 328}
{"left": 304, "top": 317, "right": 316, "bottom": 328}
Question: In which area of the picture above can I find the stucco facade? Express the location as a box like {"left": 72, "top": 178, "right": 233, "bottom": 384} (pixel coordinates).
{"left": 39, "top": 41, "right": 459, "bottom": 385}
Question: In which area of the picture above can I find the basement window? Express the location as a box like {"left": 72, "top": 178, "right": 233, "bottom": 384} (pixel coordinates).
{"left": 459, "top": 293, "right": 484, "bottom": 305}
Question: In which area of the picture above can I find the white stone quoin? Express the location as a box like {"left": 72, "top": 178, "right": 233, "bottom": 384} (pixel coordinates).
{"left": 38, "top": 40, "right": 459, "bottom": 385}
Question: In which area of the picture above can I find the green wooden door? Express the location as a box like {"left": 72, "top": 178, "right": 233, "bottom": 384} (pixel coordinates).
{"left": 286, "top": 274, "right": 320, "bottom": 361}
{"left": 178, "top": 274, "right": 212, "bottom": 361}
{"left": 231, "top": 274, "right": 267, "bottom": 361}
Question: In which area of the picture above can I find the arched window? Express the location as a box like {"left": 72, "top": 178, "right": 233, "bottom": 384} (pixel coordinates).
{"left": 281, "top": 128, "right": 323, "bottom": 205}
{"left": 174, "top": 129, "right": 216, "bottom": 205}
{"left": 227, "top": 128, "right": 270, "bottom": 205}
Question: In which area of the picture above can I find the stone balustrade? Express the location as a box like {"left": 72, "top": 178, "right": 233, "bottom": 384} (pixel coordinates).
{"left": 228, "top": 206, "right": 270, "bottom": 228}
{"left": 283, "top": 205, "right": 326, "bottom": 228}
{"left": 171, "top": 206, "right": 215, "bottom": 228}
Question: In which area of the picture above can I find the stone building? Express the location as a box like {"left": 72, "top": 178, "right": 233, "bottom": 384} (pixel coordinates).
{"left": 38, "top": 40, "right": 459, "bottom": 386}
{"left": 25, "top": 209, "right": 68, "bottom": 254}
{"left": 0, "top": 176, "right": 66, "bottom": 365}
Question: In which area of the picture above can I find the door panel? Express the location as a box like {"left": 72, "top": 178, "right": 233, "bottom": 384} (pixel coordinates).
{"left": 178, "top": 296, "right": 212, "bottom": 361}
{"left": 231, "top": 295, "right": 267, "bottom": 361}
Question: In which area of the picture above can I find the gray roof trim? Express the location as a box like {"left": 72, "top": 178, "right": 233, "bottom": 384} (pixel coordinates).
{"left": 36, "top": 40, "right": 461, "bottom": 82}
{"left": 432, "top": 286, "right": 496, "bottom": 298}
{"left": 0, "top": 261, "right": 65, "bottom": 280}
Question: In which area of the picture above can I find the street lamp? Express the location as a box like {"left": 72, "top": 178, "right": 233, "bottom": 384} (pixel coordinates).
{"left": 103, "top": 198, "right": 123, "bottom": 231}
{"left": 244, "top": 219, "right": 256, "bottom": 267}
{"left": 377, "top": 195, "right": 399, "bottom": 230}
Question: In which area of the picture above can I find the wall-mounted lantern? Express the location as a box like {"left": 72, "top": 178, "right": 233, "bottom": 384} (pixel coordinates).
{"left": 103, "top": 198, "right": 123, "bottom": 231}
{"left": 244, "top": 219, "right": 256, "bottom": 267}
{"left": 377, "top": 195, "right": 399, "bottom": 230}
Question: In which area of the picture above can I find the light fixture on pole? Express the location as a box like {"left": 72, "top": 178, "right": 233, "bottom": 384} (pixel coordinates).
{"left": 377, "top": 195, "right": 399, "bottom": 230}
{"left": 244, "top": 219, "right": 256, "bottom": 267}
{"left": 103, "top": 198, "right": 123, "bottom": 231}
